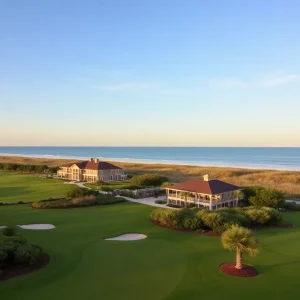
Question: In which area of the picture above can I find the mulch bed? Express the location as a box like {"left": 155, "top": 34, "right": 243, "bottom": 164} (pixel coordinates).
{"left": 220, "top": 263, "right": 258, "bottom": 277}
{"left": 0, "top": 254, "right": 50, "bottom": 282}
{"left": 150, "top": 220, "right": 220, "bottom": 237}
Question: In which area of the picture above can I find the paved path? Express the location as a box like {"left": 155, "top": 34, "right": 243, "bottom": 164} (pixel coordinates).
{"left": 116, "top": 195, "right": 175, "bottom": 209}
{"left": 64, "top": 181, "right": 89, "bottom": 189}
{"left": 64, "top": 181, "right": 173, "bottom": 208}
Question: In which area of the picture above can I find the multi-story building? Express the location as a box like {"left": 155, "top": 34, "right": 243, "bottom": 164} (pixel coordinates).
{"left": 57, "top": 158, "right": 126, "bottom": 182}
{"left": 166, "top": 174, "right": 242, "bottom": 210}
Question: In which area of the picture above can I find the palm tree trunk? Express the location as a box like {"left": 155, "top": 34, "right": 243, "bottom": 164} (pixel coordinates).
{"left": 235, "top": 248, "right": 243, "bottom": 269}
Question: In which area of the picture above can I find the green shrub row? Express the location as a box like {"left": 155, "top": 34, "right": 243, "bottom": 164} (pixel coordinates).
{"left": 31, "top": 194, "right": 126, "bottom": 209}
{"left": 150, "top": 206, "right": 283, "bottom": 234}
{"left": 0, "top": 226, "right": 44, "bottom": 277}
{"left": 0, "top": 162, "right": 58, "bottom": 173}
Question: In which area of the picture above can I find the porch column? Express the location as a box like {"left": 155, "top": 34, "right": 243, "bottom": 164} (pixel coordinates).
{"left": 209, "top": 195, "right": 213, "bottom": 210}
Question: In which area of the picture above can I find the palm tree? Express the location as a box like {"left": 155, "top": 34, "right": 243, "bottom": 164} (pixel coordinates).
{"left": 180, "top": 192, "right": 189, "bottom": 207}
{"left": 221, "top": 225, "right": 259, "bottom": 270}
{"left": 234, "top": 190, "right": 244, "bottom": 201}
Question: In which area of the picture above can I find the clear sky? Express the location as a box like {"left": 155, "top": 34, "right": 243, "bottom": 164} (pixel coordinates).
{"left": 1, "top": 0, "right": 300, "bottom": 146}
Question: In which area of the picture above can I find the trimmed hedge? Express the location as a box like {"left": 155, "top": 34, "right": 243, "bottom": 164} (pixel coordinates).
{"left": 150, "top": 206, "right": 283, "bottom": 233}
{"left": 31, "top": 194, "right": 126, "bottom": 209}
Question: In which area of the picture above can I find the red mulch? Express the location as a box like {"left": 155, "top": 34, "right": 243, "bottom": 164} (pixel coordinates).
{"left": 0, "top": 254, "right": 50, "bottom": 282}
{"left": 220, "top": 263, "right": 258, "bottom": 277}
{"left": 150, "top": 220, "right": 220, "bottom": 237}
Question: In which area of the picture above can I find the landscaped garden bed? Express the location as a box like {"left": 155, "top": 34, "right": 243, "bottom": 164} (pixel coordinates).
{"left": 220, "top": 263, "right": 258, "bottom": 277}
{"left": 0, "top": 226, "right": 48, "bottom": 281}
{"left": 31, "top": 186, "right": 126, "bottom": 209}
{"left": 150, "top": 206, "right": 289, "bottom": 235}
{"left": 31, "top": 195, "right": 126, "bottom": 209}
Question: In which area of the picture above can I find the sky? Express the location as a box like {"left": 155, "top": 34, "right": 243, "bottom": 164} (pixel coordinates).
{"left": 0, "top": 0, "right": 300, "bottom": 146}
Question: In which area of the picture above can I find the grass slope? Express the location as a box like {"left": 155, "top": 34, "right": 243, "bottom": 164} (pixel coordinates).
{"left": 0, "top": 171, "right": 73, "bottom": 203}
{"left": 1, "top": 202, "right": 300, "bottom": 300}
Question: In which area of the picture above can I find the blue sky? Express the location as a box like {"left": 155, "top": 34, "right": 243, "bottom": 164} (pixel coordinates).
{"left": 1, "top": 0, "right": 300, "bottom": 146}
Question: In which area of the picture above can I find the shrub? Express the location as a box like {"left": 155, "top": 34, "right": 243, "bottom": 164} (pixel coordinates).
{"left": 2, "top": 226, "right": 19, "bottom": 237}
{"left": 14, "top": 244, "right": 43, "bottom": 266}
{"left": 131, "top": 174, "right": 168, "bottom": 187}
{"left": 71, "top": 195, "right": 98, "bottom": 206}
{"left": 166, "top": 203, "right": 182, "bottom": 208}
{"left": 181, "top": 216, "right": 203, "bottom": 231}
{"left": 261, "top": 207, "right": 282, "bottom": 225}
{"left": 155, "top": 200, "right": 167, "bottom": 204}
{"left": 32, "top": 194, "right": 125, "bottom": 209}
{"left": 249, "top": 188, "right": 285, "bottom": 208}
{"left": 246, "top": 208, "right": 270, "bottom": 225}
{"left": 161, "top": 181, "right": 172, "bottom": 188}
{"left": 150, "top": 209, "right": 180, "bottom": 227}
{"left": 66, "top": 187, "right": 97, "bottom": 198}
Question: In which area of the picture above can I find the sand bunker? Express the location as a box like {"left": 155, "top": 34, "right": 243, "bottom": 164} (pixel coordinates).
{"left": 18, "top": 224, "right": 55, "bottom": 230}
{"left": 105, "top": 233, "right": 147, "bottom": 241}
{"left": 0, "top": 226, "right": 7, "bottom": 229}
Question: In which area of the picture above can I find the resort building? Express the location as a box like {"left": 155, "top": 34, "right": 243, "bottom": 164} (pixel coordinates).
{"left": 166, "top": 175, "right": 242, "bottom": 210}
{"left": 57, "top": 158, "right": 126, "bottom": 182}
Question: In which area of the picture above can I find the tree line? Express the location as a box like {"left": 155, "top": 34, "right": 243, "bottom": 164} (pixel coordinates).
{"left": 0, "top": 162, "right": 59, "bottom": 173}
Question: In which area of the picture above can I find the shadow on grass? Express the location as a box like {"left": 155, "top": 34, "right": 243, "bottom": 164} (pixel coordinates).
{"left": 256, "top": 260, "right": 300, "bottom": 274}
{"left": 0, "top": 187, "right": 30, "bottom": 198}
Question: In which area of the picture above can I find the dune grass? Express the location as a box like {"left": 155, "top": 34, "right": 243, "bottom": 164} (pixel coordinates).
{"left": 0, "top": 171, "right": 73, "bottom": 203}
{"left": 1, "top": 203, "right": 300, "bottom": 300}
{"left": 1, "top": 156, "right": 300, "bottom": 199}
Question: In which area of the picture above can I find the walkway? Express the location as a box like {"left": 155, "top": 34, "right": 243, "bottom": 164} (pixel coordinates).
{"left": 116, "top": 195, "right": 175, "bottom": 209}
{"left": 64, "top": 181, "right": 173, "bottom": 208}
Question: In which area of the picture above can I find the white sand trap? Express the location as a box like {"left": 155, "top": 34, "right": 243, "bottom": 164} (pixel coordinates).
{"left": 105, "top": 233, "right": 147, "bottom": 241}
{"left": 0, "top": 226, "right": 7, "bottom": 229}
{"left": 18, "top": 224, "right": 55, "bottom": 230}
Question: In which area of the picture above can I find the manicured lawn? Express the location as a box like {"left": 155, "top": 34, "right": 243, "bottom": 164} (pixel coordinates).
{"left": 84, "top": 179, "right": 138, "bottom": 190}
{"left": 1, "top": 202, "right": 300, "bottom": 300}
{"left": 0, "top": 171, "right": 74, "bottom": 203}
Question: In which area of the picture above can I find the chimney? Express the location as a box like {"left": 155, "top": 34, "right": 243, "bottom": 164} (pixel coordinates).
{"left": 89, "top": 158, "right": 94, "bottom": 162}
{"left": 203, "top": 174, "right": 212, "bottom": 181}
{"left": 96, "top": 158, "right": 100, "bottom": 163}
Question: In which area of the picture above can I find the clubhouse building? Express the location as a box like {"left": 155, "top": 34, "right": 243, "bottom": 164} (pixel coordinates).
{"left": 166, "top": 175, "right": 242, "bottom": 210}
{"left": 57, "top": 158, "right": 126, "bottom": 182}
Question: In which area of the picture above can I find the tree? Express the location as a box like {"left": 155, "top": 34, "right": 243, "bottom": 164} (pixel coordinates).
{"left": 221, "top": 225, "right": 259, "bottom": 270}
{"left": 233, "top": 190, "right": 244, "bottom": 201}
{"left": 249, "top": 188, "right": 284, "bottom": 208}
{"left": 180, "top": 192, "right": 190, "bottom": 207}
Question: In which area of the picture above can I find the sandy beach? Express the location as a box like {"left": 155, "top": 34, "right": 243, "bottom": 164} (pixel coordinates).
{"left": 1, "top": 155, "right": 300, "bottom": 199}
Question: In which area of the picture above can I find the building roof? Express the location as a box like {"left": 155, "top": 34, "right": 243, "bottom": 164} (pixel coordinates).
{"left": 168, "top": 179, "right": 240, "bottom": 195}
{"left": 61, "top": 160, "right": 122, "bottom": 171}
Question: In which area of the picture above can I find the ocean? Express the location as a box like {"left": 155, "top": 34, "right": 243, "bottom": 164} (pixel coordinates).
{"left": 0, "top": 147, "right": 300, "bottom": 171}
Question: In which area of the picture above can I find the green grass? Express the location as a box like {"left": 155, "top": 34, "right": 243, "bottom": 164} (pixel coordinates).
{"left": 0, "top": 171, "right": 74, "bottom": 203}
{"left": 84, "top": 179, "right": 139, "bottom": 190}
{"left": 1, "top": 202, "right": 300, "bottom": 300}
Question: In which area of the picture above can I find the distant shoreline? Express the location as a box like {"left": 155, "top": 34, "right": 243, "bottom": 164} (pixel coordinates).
{"left": 0, "top": 153, "right": 299, "bottom": 172}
